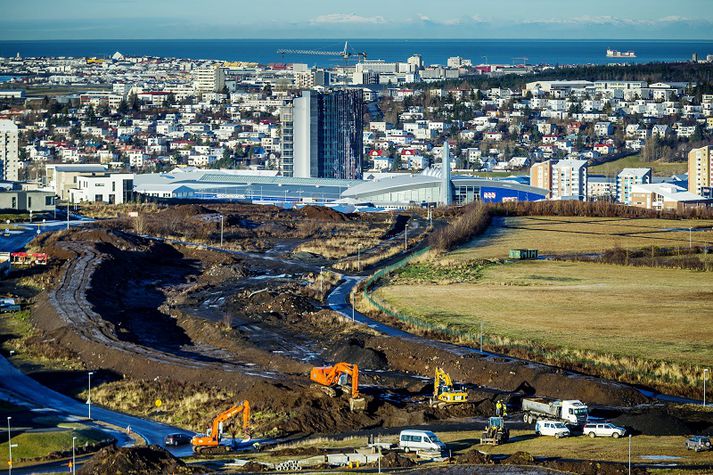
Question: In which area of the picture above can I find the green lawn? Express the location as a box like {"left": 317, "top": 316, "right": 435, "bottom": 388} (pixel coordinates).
{"left": 0, "top": 425, "right": 111, "bottom": 469}
{"left": 448, "top": 216, "right": 713, "bottom": 262}
{"left": 589, "top": 154, "right": 688, "bottom": 177}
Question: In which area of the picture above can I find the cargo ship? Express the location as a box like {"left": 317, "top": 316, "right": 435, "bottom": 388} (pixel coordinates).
{"left": 606, "top": 49, "right": 636, "bottom": 58}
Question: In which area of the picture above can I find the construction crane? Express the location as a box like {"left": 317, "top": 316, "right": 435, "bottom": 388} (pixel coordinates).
{"left": 191, "top": 401, "right": 251, "bottom": 454}
{"left": 432, "top": 368, "right": 469, "bottom": 407}
{"left": 310, "top": 362, "right": 366, "bottom": 411}
{"left": 277, "top": 41, "right": 367, "bottom": 63}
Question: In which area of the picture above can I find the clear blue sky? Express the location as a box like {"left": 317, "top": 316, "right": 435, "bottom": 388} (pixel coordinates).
{"left": 3, "top": 0, "right": 713, "bottom": 40}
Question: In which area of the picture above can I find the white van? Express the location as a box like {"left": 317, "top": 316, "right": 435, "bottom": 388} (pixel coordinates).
{"left": 398, "top": 430, "right": 446, "bottom": 453}
{"left": 535, "top": 420, "right": 570, "bottom": 438}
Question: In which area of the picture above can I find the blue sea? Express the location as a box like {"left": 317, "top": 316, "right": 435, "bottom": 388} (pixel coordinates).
{"left": 0, "top": 39, "right": 711, "bottom": 67}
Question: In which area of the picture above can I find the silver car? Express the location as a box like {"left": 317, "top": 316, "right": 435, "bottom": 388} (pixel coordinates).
{"left": 583, "top": 422, "right": 626, "bottom": 438}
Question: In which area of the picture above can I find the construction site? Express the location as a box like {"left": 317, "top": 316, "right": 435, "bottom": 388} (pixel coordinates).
{"left": 1, "top": 202, "right": 713, "bottom": 474}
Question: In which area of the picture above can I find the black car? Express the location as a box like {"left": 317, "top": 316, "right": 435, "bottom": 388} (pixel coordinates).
{"left": 164, "top": 433, "right": 193, "bottom": 446}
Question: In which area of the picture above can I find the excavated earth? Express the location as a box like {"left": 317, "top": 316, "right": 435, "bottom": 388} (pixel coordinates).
{"left": 26, "top": 217, "right": 700, "bottom": 440}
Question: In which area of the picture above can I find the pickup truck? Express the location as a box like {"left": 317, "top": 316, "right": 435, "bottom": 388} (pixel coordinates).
{"left": 522, "top": 397, "right": 588, "bottom": 427}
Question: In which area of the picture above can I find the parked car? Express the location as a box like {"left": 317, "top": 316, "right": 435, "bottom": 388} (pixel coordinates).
{"left": 399, "top": 429, "right": 446, "bottom": 453}
{"left": 685, "top": 436, "right": 712, "bottom": 452}
{"left": 535, "top": 420, "right": 570, "bottom": 438}
{"left": 164, "top": 433, "right": 192, "bottom": 446}
{"left": 583, "top": 422, "right": 626, "bottom": 438}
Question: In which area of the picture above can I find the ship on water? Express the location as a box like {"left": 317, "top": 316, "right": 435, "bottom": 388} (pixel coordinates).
{"left": 606, "top": 48, "right": 636, "bottom": 58}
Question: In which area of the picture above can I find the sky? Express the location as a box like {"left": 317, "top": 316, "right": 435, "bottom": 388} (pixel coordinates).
{"left": 2, "top": 0, "right": 713, "bottom": 40}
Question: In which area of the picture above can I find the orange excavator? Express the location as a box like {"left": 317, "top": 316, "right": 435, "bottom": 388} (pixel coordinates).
{"left": 310, "top": 362, "right": 366, "bottom": 411}
{"left": 191, "top": 400, "right": 250, "bottom": 454}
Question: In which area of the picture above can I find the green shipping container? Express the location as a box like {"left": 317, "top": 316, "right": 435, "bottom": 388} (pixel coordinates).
{"left": 509, "top": 249, "right": 539, "bottom": 260}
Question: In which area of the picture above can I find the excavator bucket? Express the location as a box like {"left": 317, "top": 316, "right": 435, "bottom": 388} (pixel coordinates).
{"left": 349, "top": 397, "right": 366, "bottom": 412}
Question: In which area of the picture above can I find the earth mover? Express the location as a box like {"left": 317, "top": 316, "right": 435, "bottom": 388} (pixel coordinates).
{"left": 310, "top": 362, "right": 366, "bottom": 411}
{"left": 192, "top": 400, "right": 251, "bottom": 454}
{"left": 432, "top": 367, "right": 468, "bottom": 407}
{"left": 481, "top": 417, "right": 510, "bottom": 445}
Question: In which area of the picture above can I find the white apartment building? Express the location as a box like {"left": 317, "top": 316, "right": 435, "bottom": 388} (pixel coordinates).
{"left": 69, "top": 173, "right": 134, "bottom": 204}
{"left": 0, "top": 120, "right": 19, "bottom": 182}
{"left": 616, "top": 168, "right": 652, "bottom": 205}
{"left": 193, "top": 66, "right": 226, "bottom": 94}
{"left": 552, "top": 159, "right": 588, "bottom": 200}
{"left": 688, "top": 145, "right": 713, "bottom": 197}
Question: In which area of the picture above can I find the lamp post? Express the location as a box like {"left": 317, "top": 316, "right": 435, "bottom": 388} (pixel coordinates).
{"left": 689, "top": 227, "right": 693, "bottom": 249}
{"left": 357, "top": 244, "right": 361, "bottom": 272}
{"left": 705, "top": 368, "right": 710, "bottom": 407}
{"left": 72, "top": 436, "right": 77, "bottom": 475}
{"left": 66, "top": 203, "right": 70, "bottom": 230}
{"left": 7, "top": 416, "right": 11, "bottom": 475}
{"left": 628, "top": 434, "right": 632, "bottom": 475}
{"left": 87, "top": 371, "right": 94, "bottom": 420}
{"left": 351, "top": 292, "right": 355, "bottom": 322}
{"left": 220, "top": 215, "right": 224, "bottom": 247}
{"left": 404, "top": 219, "right": 408, "bottom": 251}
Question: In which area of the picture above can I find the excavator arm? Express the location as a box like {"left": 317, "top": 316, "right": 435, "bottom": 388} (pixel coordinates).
{"left": 192, "top": 400, "right": 250, "bottom": 452}
{"left": 310, "top": 362, "right": 360, "bottom": 399}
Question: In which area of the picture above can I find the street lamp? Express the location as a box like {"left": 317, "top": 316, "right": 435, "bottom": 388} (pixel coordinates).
{"left": 87, "top": 371, "right": 94, "bottom": 420}
{"left": 357, "top": 244, "right": 361, "bottom": 272}
{"left": 7, "top": 416, "right": 11, "bottom": 475}
{"left": 220, "top": 215, "right": 224, "bottom": 247}
{"left": 72, "top": 436, "right": 77, "bottom": 475}
{"left": 351, "top": 292, "right": 355, "bottom": 322}
{"left": 689, "top": 227, "right": 693, "bottom": 249}
{"left": 705, "top": 368, "right": 710, "bottom": 407}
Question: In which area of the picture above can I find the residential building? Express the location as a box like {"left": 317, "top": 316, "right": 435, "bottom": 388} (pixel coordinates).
{"left": 630, "top": 183, "right": 712, "bottom": 211}
{"left": 0, "top": 120, "right": 19, "bottom": 182}
{"left": 688, "top": 146, "right": 713, "bottom": 196}
{"left": 45, "top": 164, "right": 108, "bottom": 201}
{"left": 530, "top": 160, "right": 553, "bottom": 196}
{"left": 193, "top": 66, "right": 225, "bottom": 94}
{"left": 69, "top": 172, "right": 134, "bottom": 204}
{"left": 0, "top": 190, "right": 55, "bottom": 212}
{"left": 287, "top": 89, "right": 364, "bottom": 179}
{"left": 552, "top": 159, "right": 588, "bottom": 200}
{"left": 587, "top": 175, "right": 616, "bottom": 201}
{"left": 617, "top": 168, "right": 652, "bottom": 205}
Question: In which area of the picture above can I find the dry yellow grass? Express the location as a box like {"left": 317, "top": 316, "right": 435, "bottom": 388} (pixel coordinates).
{"left": 375, "top": 260, "right": 713, "bottom": 393}
{"left": 448, "top": 216, "right": 713, "bottom": 262}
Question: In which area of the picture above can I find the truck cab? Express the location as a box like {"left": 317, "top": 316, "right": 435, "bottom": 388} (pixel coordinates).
{"left": 561, "top": 400, "right": 588, "bottom": 426}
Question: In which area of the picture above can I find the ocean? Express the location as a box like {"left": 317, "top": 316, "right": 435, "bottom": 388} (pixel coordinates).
{"left": 0, "top": 39, "right": 711, "bottom": 67}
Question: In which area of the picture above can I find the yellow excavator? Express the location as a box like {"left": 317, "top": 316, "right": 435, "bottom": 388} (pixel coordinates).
{"left": 310, "top": 362, "right": 366, "bottom": 411}
{"left": 191, "top": 400, "right": 251, "bottom": 454}
{"left": 432, "top": 368, "right": 469, "bottom": 406}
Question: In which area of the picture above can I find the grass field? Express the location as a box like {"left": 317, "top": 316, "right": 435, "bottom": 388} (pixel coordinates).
{"left": 589, "top": 154, "right": 689, "bottom": 176}
{"left": 447, "top": 216, "right": 713, "bottom": 262}
{"left": 374, "top": 259, "right": 713, "bottom": 394}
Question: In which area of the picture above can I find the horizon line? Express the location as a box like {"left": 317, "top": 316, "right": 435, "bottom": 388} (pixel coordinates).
{"left": 2, "top": 37, "right": 713, "bottom": 42}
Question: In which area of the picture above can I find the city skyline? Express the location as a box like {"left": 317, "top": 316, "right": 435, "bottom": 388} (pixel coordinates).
{"left": 3, "top": 0, "right": 713, "bottom": 40}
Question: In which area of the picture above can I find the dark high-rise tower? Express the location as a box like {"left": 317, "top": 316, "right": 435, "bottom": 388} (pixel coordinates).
{"left": 287, "top": 89, "right": 363, "bottom": 180}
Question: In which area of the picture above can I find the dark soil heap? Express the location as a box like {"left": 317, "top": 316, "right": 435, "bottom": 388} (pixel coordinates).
{"left": 78, "top": 445, "right": 195, "bottom": 475}
{"left": 380, "top": 451, "right": 417, "bottom": 468}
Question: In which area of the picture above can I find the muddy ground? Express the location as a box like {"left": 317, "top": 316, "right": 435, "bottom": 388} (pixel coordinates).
{"left": 18, "top": 204, "right": 713, "bottom": 445}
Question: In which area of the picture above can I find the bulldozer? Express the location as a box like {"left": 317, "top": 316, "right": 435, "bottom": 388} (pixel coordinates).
{"left": 310, "top": 362, "right": 366, "bottom": 411}
{"left": 432, "top": 368, "right": 469, "bottom": 407}
{"left": 191, "top": 400, "right": 251, "bottom": 454}
{"left": 481, "top": 417, "right": 509, "bottom": 445}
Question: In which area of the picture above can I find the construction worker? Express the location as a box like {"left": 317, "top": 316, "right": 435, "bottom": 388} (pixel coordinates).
{"left": 502, "top": 402, "right": 508, "bottom": 417}
{"left": 495, "top": 400, "right": 503, "bottom": 416}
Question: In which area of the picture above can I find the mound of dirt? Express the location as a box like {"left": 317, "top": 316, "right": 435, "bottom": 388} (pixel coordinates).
{"left": 78, "top": 445, "right": 195, "bottom": 475}
{"left": 505, "top": 451, "right": 535, "bottom": 465}
{"left": 380, "top": 451, "right": 416, "bottom": 468}
{"left": 239, "top": 461, "right": 268, "bottom": 472}
{"left": 455, "top": 449, "right": 492, "bottom": 465}
{"left": 543, "top": 460, "right": 647, "bottom": 475}
{"left": 300, "top": 205, "right": 348, "bottom": 222}
{"left": 329, "top": 337, "right": 388, "bottom": 370}
{"left": 612, "top": 407, "right": 693, "bottom": 435}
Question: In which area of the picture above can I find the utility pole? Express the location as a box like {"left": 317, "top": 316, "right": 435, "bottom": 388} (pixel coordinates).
{"left": 66, "top": 203, "right": 70, "bottom": 230}
{"left": 357, "top": 244, "right": 361, "bottom": 272}
{"left": 404, "top": 220, "right": 408, "bottom": 251}
{"left": 87, "top": 371, "right": 94, "bottom": 420}
{"left": 351, "top": 292, "right": 355, "bottom": 322}
{"left": 705, "top": 368, "right": 709, "bottom": 407}
{"left": 628, "top": 434, "right": 632, "bottom": 475}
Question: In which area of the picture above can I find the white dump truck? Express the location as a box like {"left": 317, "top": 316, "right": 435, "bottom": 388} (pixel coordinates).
{"left": 522, "top": 397, "right": 588, "bottom": 427}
